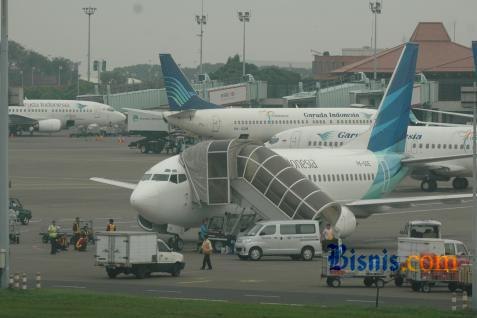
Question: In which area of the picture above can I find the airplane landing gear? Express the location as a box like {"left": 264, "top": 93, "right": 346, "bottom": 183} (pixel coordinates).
{"left": 452, "top": 177, "right": 469, "bottom": 190}
{"left": 420, "top": 178, "right": 437, "bottom": 192}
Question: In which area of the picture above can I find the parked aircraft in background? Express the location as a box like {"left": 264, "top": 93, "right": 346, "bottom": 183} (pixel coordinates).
{"left": 158, "top": 53, "right": 376, "bottom": 141}
{"left": 266, "top": 125, "right": 473, "bottom": 192}
{"left": 92, "top": 44, "right": 471, "bottom": 246}
{"left": 8, "top": 100, "right": 126, "bottom": 135}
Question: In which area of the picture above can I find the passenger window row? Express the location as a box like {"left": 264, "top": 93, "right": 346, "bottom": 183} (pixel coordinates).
{"left": 233, "top": 119, "right": 309, "bottom": 125}
{"left": 9, "top": 108, "right": 92, "bottom": 113}
{"left": 307, "top": 173, "right": 375, "bottom": 183}
{"left": 308, "top": 140, "right": 345, "bottom": 147}
{"left": 412, "top": 143, "right": 469, "bottom": 150}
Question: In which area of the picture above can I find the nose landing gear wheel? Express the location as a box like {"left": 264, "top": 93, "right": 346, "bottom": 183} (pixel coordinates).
{"left": 421, "top": 179, "right": 437, "bottom": 192}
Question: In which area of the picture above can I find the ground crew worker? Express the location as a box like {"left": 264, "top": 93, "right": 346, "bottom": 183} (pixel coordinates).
{"left": 72, "top": 217, "right": 81, "bottom": 247}
{"left": 197, "top": 218, "right": 208, "bottom": 252}
{"left": 322, "top": 224, "right": 335, "bottom": 252}
{"left": 75, "top": 234, "right": 88, "bottom": 251}
{"left": 201, "top": 235, "right": 213, "bottom": 270}
{"left": 48, "top": 220, "right": 59, "bottom": 254}
{"left": 106, "top": 219, "right": 116, "bottom": 231}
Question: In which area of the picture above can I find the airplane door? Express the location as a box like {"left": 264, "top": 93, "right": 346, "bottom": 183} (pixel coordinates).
{"left": 94, "top": 107, "right": 101, "bottom": 119}
{"left": 289, "top": 131, "right": 301, "bottom": 148}
{"left": 211, "top": 116, "right": 220, "bottom": 133}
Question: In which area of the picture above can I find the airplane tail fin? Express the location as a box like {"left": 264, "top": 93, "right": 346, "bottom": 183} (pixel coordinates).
{"left": 159, "top": 53, "right": 221, "bottom": 111}
{"left": 343, "top": 43, "right": 419, "bottom": 153}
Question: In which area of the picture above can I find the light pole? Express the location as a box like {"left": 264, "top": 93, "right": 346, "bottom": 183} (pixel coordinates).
{"left": 238, "top": 11, "right": 251, "bottom": 78}
{"left": 31, "top": 66, "right": 35, "bottom": 86}
{"left": 75, "top": 62, "right": 81, "bottom": 97}
{"left": 58, "top": 65, "right": 62, "bottom": 86}
{"left": 19, "top": 70, "right": 23, "bottom": 89}
{"left": 83, "top": 6, "right": 96, "bottom": 82}
{"left": 195, "top": 0, "right": 207, "bottom": 75}
{"left": 0, "top": 0, "right": 9, "bottom": 289}
{"left": 471, "top": 40, "right": 477, "bottom": 311}
{"left": 369, "top": 1, "right": 382, "bottom": 82}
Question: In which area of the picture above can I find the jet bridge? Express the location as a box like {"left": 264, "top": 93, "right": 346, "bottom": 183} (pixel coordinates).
{"left": 179, "top": 139, "right": 342, "bottom": 226}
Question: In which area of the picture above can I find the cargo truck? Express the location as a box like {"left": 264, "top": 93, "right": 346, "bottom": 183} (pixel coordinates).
{"left": 94, "top": 231, "right": 185, "bottom": 279}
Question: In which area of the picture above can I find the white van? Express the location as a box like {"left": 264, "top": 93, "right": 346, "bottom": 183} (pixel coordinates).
{"left": 234, "top": 220, "right": 322, "bottom": 261}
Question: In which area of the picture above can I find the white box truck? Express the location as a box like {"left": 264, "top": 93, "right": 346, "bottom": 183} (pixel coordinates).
{"left": 95, "top": 231, "right": 185, "bottom": 279}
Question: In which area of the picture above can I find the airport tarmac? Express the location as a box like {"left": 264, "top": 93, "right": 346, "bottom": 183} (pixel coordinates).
{"left": 7, "top": 135, "right": 474, "bottom": 308}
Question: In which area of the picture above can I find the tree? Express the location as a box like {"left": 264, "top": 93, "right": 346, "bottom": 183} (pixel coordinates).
{"left": 210, "top": 55, "right": 259, "bottom": 84}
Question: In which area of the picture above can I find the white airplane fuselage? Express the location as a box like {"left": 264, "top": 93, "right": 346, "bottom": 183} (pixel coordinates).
{"left": 165, "top": 108, "right": 376, "bottom": 142}
{"left": 267, "top": 125, "right": 473, "bottom": 178}
{"left": 8, "top": 100, "right": 126, "bottom": 131}
{"left": 130, "top": 149, "right": 404, "bottom": 230}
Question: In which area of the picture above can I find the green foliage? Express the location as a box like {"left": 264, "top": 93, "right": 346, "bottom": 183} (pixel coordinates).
{"left": 210, "top": 54, "right": 259, "bottom": 84}
{"left": 24, "top": 80, "right": 94, "bottom": 100}
{"left": 0, "top": 290, "right": 473, "bottom": 318}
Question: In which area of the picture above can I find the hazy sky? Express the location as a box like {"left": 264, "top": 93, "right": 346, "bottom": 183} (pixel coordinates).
{"left": 9, "top": 0, "right": 477, "bottom": 75}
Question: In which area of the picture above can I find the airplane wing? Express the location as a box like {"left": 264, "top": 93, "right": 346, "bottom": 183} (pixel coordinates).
{"left": 345, "top": 193, "right": 472, "bottom": 218}
{"left": 401, "top": 153, "right": 472, "bottom": 165}
{"left": 9, "top": 114, "right": 38, "bottom": 128}
{"left": 90, "top": 177, "right": 136, "bottom": 190}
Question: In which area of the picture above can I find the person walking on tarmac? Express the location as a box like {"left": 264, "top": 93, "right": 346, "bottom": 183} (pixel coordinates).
{"left": 48, "top": 220, "right": 59, "bottom": 254}
{"left": 106, "top": 219, "right": 116, "bottom": 231}
{"left": 201, "top": 235, "right": 213, "bottom": 270}
{"left": 72, "top": 217, "right": 81, "bottom": 247}
{"left": 75, "top": 234, "right": 88, "bottom": 251}
{"left": 322, "top": 223, "right": 336, "bottom": 252}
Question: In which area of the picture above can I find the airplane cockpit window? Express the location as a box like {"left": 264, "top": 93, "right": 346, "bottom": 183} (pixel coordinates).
{"left": 152, "top": 174, "right": 170, "bottom": 181}
{"left": 178, "top": 174, "right": 187, "bottom": 183}
{"left": 170, "top": 174, "right": 178, "bottom": 184}
{"left": 141, "top": 174, "right": 152, "bottom": 181}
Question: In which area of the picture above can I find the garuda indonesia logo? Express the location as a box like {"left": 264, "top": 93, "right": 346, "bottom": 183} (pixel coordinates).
{"left": 317, "top": 131, "right": 334, "bottom": 141}
{"left": 74, "top": 103, "right": 88, "bottom": 110}
{"left": 164, "top": 76, "right": 196, "bottom": 106}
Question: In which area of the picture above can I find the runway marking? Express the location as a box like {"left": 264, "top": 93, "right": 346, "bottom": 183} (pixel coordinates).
{"left": 145, "top": 289, "right": 181, "bottom": 294}
{"left": 245, "top": 294, "right": 280, "bottom": 298}
{"left": 156, "top": 296, "right": 227, "bottom": 302}
{"left": 177, "top": 280, "right": 210, "bottom": 284}
{"left": 346, "top": 299, "right": 376, "bottom": 303}
{"left": 260, "top": 302, "right": 304, "bottom": 307}
{"left": 240, "top": 279, "right": 264, "bottom": 283}
{"left": 374, "top": 205, "right": 472, "bottom": 216}
{"left": 52, "top": 285, "right": 86, "bottom": 289}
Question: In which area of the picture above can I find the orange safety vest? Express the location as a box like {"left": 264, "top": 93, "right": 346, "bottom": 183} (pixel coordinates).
{"left": 106, "top": 224, "right": 116, "bottom": 231}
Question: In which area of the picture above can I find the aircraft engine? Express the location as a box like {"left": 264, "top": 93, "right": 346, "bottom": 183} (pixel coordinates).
{"left": 36, "top": 119, "right": 61, "bottom": 132}
{"left": 333, "top": 206, "right": 357, "bottom": 238}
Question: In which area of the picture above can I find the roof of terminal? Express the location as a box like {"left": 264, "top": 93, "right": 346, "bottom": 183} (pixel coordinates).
{"left": 333, "top": 22, "right": 474, "bottom": 74}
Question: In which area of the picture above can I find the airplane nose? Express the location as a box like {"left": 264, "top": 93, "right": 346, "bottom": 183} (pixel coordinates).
{"left": 130, "top": 183, "right": 159, "bottom": 216}
{"left": 116, "top": 112, "right": 127, "bottom": 123}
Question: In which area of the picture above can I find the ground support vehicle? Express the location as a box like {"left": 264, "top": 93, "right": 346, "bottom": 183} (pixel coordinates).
{"left": 9, "top": 218, "right": 20, "bottom": 244}
{"left": 39, "top": 220, "right": 94, "bottom": 245}
{"left": 457, "top": 264, "right": 472, "bottom": 296}
{"left": 129, "top": 137, "right": 167, "bottom": 154}
{"left": 393, "top": 237, "right": 470, "bottom": 287}
{"left": 9, "top": 198, "right": 32, "bottom": 225}
{"left": 321, "top": 254, "right": 391, "bottom": 288}
{"left": 94, "top": 231, "right": 185, "bottom": 279}
{"left": 206, "top": 212, "right": 259, "bottom": 253}
{"left": 404, "top": 257, "right": 464, "bottom": 293}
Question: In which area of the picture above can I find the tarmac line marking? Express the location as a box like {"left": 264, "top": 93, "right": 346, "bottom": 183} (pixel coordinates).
{"left": 345, "top": 299, "right": 376, "bottom": 303}
{"left": 245, "top": 294, "right": 280, "bottom": 298}
{"left": 177, "top": 280, "right": 211, "bottom": 284}
{"left": 374, "top": 205, "right": 471, "bottom": 216}
{"left": 156, "top": 297, "right": 227, "bottom": 302}
{"left": 52, "top": 285, "right": 86, "bottom": 289}
{"left": 145, "top": 290, "right": 181, "bottom": 294}
{"left": 260, "top": 303, "right": 304, "bottom": 307}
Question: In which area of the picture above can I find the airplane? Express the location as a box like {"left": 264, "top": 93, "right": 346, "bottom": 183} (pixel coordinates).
{"left": 91, "top": 43, "right": 473, "bottom": 247}
{"left": 158, "top": 53, "right": 377, "bottom": 142}
{"left": 8, "top": 99, "right": 126, "bottom": 135}
{"left": 266, "top": 125, "right": 473, "bottom": 192}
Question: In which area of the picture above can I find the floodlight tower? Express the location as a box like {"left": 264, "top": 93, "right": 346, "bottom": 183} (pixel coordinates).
{"left": 83, "top": 6, "right": 96, "bottom": 82}
{"left": 369, "top": 1, "right": 382, "bottom": 81}
{"left": 195, "top": 0, "right": 207, "bottom": 75}
{"left": 238, "top": 11, "right": 251, "bottom": 78}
